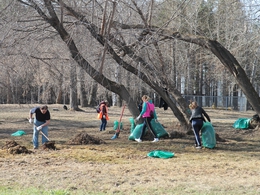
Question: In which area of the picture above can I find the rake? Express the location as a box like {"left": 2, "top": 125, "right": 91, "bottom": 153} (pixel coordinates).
{"left": 32, "top": 123, "right": 56, "bottom": 149}
{"left": 111, "top": 105, "right": 126, "bottom": 140}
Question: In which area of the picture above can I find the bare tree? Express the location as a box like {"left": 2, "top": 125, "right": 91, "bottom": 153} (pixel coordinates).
{"left": 5, "top": 0, "right": 260, "bottom": 130}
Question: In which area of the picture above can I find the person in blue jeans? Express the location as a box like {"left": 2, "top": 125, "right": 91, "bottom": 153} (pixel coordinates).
{"left": 189, "top": 101, "right": 211, "bottom": 149}
{"left": 28, "top": 105, "right": 51, "bottom": 149}
{"left": 97, "top": 100, "right": 109, "bottom": 131}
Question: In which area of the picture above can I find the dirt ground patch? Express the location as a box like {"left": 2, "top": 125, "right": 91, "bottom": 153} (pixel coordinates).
{"left": 2, "top": 140, "right": 32, "bottom": 154}
{"left": 67, "top": 132, "right": 106, "bottom": 145}
{"left": 0, "top": 104, "right": 260, "bottom": 194}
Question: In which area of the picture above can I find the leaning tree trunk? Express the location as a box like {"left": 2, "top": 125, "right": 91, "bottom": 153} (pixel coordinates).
{"left": 60, "top": 3, "right": 191, "bottom": 129}
{"left": 30, "top": 0, "right": 140, "bottom": 116}
{"left": 169, "top": 33, "right": 260, "bottom": 115}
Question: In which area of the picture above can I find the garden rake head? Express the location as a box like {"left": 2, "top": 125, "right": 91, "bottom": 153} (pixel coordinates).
{"left": 32, "top": 123, "right": 56, "bottom": 150}
{"left": 111, "top": 105, "right": 126, "bottom": 140}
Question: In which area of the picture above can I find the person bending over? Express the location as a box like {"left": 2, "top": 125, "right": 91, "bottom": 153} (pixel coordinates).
{"left": 29, "top": 105, "right": 50, "bottom": 149}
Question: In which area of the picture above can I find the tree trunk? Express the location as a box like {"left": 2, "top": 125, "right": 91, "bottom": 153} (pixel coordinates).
{"left": 56, "top": 88, "right": 63, "bottom": 104}
{"left": 56, "top": 73, "right": 63, "bottom": 104}
{"left": 169, "top": 32, "right": 260, "bottom": 115}
{"left": 69, "top": 62, "right": 78, "bottom": 111}
{"left": 88, "top": 81, "right": 98, "bottom": 107}
{"left": 78, "top": 67, "right": 87, "bottom": 107}
{"left": 233, "top": 84, "right": 238, "bottom": 110}
{"left": 6, "top": 71, "right": 12, "bottom": 104}
{"left": 37, "top": 85, "right": 41, "bottom": 103}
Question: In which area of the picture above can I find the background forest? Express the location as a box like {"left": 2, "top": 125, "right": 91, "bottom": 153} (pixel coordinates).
{"left": 0, "top": 0, "right": 260, "bottom": 125}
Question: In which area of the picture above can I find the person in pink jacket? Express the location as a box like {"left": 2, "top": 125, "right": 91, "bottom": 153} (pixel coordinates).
{"left": 135, "top": 95, "right": 158, "bottom": 142}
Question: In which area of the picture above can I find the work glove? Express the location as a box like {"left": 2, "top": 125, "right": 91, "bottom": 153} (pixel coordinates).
{"left": 136, "top": 115, "right": 141, "bottom": 121}
{"left": 29, "top": 118, "right": 33, "bottom": 124}
{"left": 36, "top": 126, "right": 42, "bottom": 131}
{"left": 103, "top": 115, "right": 106, "bottom": 119}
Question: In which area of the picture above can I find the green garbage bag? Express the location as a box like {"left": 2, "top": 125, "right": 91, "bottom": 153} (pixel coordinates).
{"left": 147, "top": 150, "right": 174, "bottom": 159}
{"left": 201, "top": 122, "right": 216, "bottom": 149}
{"left": 11, "top": 130, "right": 26, "bottom": 136}
{"left": 128, "top": 124, "right": 145, "bottom": 140}
{"left": 113, "top": 120, "right": 119, "bottom": 130}
{"left": 129, "top": 119, "right": 168, "bottom": 140}
{"left": 129, "top": 117, "right": 135, "bottom": 133}
{"left": 151, "top": 119, "right": 169, "bottom": 138}
{"left": 233, "top": 118, "right": 251, "bottom": 129}
{"left": 113, "top": 120, "right": 123, "bottom": 130}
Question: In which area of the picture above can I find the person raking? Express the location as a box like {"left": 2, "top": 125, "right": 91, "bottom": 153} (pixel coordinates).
{"left": 28, "top": 105, "right": 51, "bottom": 149}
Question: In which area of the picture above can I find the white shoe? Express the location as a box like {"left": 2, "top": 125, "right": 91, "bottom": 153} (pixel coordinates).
{"left": 196, "top": 146, "right": 202, "bottom": 149}
{"left": 135, "top": 138, "right": 142, "bottom": 143}
{"left": 152, "top": 138, "right": 159, "bottom": 142}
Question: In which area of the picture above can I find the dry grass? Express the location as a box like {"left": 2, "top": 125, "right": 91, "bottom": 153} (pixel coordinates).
{"left": 0, "top": 104, "right": 260, "bottom": 195}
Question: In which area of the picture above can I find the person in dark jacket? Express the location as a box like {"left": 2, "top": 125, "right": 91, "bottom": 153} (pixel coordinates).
{"left": 159, "top": 88, "right": 169, "bottom": 111}
{"left": 138, "top": 101, "right": 143, "bottom": 113}
{"left": 189, "top": 101, "right": 211, "bottom": 149}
